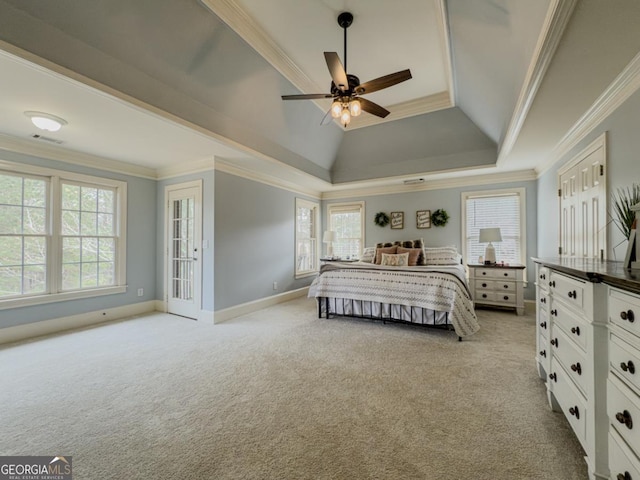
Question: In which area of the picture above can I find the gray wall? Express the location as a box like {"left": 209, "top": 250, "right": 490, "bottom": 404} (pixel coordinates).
{"left": 0, "top": 150, "right": 157, "bottom": 329}
{"left": 324, "top": 178, "right": 538, "bottom": 300}
{"left": 537, "top": 87, "right": 640, "bottom": 260}
{"left": 214, "top": 171, "right": 317, "bottom": 310}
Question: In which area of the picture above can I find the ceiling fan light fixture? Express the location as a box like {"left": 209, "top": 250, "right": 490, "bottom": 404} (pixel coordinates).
{"left": 349, "top": 99, "right": 361, "bottom": 117}
{"left": 25, "top": 111, "right": 67, "bottom": 132}
{"left": 340, "top": 107, "right": 351, "bottom": 126}
{"left": 331, "top": 100, "right": 342, "bottom": 118}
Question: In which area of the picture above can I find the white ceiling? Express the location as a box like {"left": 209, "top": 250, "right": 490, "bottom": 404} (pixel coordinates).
{"left": 0, "top": 0, "right": 639, "bottom": 193}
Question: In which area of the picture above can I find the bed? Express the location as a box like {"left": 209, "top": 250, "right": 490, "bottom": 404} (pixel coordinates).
{"left": 308, "top": 259, "right": 480, "bottom": 339}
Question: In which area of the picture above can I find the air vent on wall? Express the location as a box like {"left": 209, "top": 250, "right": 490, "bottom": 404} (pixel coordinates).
{"left": 31, "top": 134, "right": 64, "bottom": 145}
{"left": 403, "top": 178, "right": 424, "bottom": 185}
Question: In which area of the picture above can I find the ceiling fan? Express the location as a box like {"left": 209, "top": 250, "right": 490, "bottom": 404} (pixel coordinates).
{"left": 281, "top": 11, "right": 412, "bottom": 127}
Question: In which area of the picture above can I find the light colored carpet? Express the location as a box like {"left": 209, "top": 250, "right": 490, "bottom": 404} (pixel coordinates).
{"left": 0, "top": 298, "right": 587, "bottom": 479}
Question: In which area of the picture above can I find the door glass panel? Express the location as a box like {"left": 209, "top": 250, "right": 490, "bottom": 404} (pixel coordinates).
{"left": 171, "top": 198, "right": 194, "bottom": 301}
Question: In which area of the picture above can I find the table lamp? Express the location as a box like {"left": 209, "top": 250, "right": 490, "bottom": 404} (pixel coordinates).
{"left": 323, "top": 230, "right": 336, "bottom": 258}
{"left": 479, "top": 227, "right": 502, "bottom": 264}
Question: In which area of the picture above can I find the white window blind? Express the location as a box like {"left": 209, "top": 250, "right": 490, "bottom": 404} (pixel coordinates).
{"left": 295, "top": 198, "right": 319, "bottom": 276}
{"left": 464, "top": 190, "right": 524, "bottom": 265}
{"left": 328, "top": 202, "right": 364, "bottom": 259}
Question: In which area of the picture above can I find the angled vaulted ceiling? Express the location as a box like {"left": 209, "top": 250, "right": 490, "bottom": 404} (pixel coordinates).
{"left": 0, "top": 1, "right": 639, "bottom": 191}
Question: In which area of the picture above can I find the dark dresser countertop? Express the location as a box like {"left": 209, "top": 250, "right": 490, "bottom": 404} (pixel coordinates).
{"left": 532, "top": 257, "right": 640, "bottom": 295}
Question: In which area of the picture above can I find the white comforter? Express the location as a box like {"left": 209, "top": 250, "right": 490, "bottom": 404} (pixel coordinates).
{"left": 309, "top": 262, "right": 479, "bottom": 337}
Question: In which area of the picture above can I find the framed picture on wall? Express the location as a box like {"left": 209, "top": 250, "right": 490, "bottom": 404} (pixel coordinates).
{"left": 390, "top": 211, "right": 404, "bottom": 229}
{"left": 416, "top": 210, "right": 431, "bottom": 229}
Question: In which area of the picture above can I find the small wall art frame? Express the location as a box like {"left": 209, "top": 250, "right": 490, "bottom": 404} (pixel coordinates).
{"left": 416, "top": 210, "right": 431, "bottom": 229}
{"left": 390, "top": 211, "right": 404, "bottom": 229}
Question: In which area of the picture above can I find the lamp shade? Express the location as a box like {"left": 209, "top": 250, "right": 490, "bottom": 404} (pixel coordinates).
{"left": 323, "top": 231, "right": 336, "bottom": 243}
{"left": 479, "top": 227, "right": 502, "bottom": 243}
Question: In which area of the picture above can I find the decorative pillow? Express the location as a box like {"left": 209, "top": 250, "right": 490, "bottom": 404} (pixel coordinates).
{"left": 396, "top": 247, "right": 422, "bottom": 266}
{"left": 360, "top": 247, "right": 376, "bottom": 263}
{"left": 381, "top": 252, "right": 410, "bottom": 267}
{"left": 374, "top": 245, "right": 398, "bottom": 264}
{"left": 376, "top": 239, "right": 426, "bottom": 265}
{"left": 424, "top": 246, "right": 460, "bottom": 265}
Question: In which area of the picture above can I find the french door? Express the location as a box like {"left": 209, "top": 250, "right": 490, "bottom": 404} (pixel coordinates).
{"left": 165, "top": 181, "right": 202, "bottom": 319}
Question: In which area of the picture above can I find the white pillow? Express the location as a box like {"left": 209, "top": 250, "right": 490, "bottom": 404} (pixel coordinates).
{"left": 381, "top": 252, "right": 410, "bottom": 267}
{"left": 360, "top": 247, "right": 376, "bottom": 263}
{"left": 424, "top": 246, "right": 460, "bottom": 265}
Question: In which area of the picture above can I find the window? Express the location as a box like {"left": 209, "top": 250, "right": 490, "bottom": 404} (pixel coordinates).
{"left": 295, "top": 198, "right": 319, "bottom": 277}
{"left": 327, "top": 202, "right": 365, "bottom": 259}
{"left": 462, "top": 188, "right": 525, "bottom": 265}
{"left": 0, "top": 162, "right": 127, "bottom": 309}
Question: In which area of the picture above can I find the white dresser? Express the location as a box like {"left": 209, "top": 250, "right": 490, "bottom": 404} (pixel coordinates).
{"left": 468, "top": 264, "right": 525, "bottom": 315}
{"left": 607, "top": 286, "right": 640, "bottom": 480}
{"left": 534, "top": 259, "right": 610, "bottom": 480}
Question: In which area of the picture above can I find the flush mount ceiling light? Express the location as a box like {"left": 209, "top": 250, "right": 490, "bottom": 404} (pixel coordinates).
{"left": 24, "top": 111, "right": 67, "bottom": 132}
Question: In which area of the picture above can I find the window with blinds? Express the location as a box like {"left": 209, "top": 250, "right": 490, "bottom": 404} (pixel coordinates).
{"left": 327, "top": 202, "right": 365, "bottom": 259}
{"left": 295, "top": 198, "right": 319, "bottom": 277}
{"left": 462, "top": 189, "right": 525, "bottom": 265}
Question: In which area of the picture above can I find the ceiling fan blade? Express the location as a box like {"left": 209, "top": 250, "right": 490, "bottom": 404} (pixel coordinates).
{"left": 324, "top": 52, "right": 349, "bottom": 92}
{"left": 281, "top": 93, "right": 334, "bottom": 100}
{"left": 355, "top": 69, "right": 412, "bottom": 95}
{"left": 358, "top": 97, "right": 390, "bottom": 118}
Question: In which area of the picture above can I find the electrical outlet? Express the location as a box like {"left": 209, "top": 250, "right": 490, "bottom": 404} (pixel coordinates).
{"left": 273, "top": 281, "right": 278, "bottom": 290}
{"left": 137, "top": 288, "right": 144, "bottom": 297}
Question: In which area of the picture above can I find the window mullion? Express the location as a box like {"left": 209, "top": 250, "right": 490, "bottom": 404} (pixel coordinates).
{"left": 49, "top": 176, "right": 61, "bottom": 294}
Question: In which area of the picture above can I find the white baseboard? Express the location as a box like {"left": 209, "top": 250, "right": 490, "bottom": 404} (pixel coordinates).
{"left": 198, "top": 309, "right": 214, "bottom": 323}
{"left": 154, "top": 300, "right": 167, "bottom": 312}
{"left": 214, "top": 287, "right": 309, "bottom": 324}
{"left": 0, "top": 300, "right": 157, "bottom": 346}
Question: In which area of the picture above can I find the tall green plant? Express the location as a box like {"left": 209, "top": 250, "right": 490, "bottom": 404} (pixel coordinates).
{"left": 612, "top": 184, "right": 640, "bottom": 240}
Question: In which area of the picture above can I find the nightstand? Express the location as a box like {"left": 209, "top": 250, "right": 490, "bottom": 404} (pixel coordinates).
{"left": 467, "top": 264, "right": 525, "bottom": 315}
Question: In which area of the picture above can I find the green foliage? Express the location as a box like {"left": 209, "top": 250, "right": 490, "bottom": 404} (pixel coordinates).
{"left": 432, "top": 209, "right": 449, "bottom": 227}
{"left": 612, "top": 184, "right": 640, "bottom": 240}
{"left": 374, "top": 212, "right": 389, "bottom": 227}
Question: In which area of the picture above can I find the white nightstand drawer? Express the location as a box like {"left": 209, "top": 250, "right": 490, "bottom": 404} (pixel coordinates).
{"left": 608, "top": 375, "right": 640, "bottom": 452}
{"left": 476, "top": 280, "right": 496, "bottom": 291}
{"left": 611, "top": 333, "right": 640, "bottom": 394}
{"left": 476, "top": 268, "right": 517, "bottom": 280}
{"left": 610, "top": 288, "right": 640, "bottom": 339}
{"left": 609, "top": 429, "right": 640, "bottom": 480}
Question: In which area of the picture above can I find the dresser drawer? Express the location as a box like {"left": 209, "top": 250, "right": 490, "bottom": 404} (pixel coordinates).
{"left": 475, "top": 291, "right": 516, "bottom": 306}
{"left": 608, "top": 376, "right": 640, "bottom": 452}
{"left": 538, "top": 291, "right": 549, "bottom": 311}
{"left": 609, "top": 429, "right": 640, "bottom": 480}
{"left": 538, "top": 307, "right": 550, "bottom": 338}
{"left": 537, "top": 266, "right": 550, "bottom": 290}
{"left": 551, "top": 327, "right": 587, "bottom": 395}
{"left": 611, "top": 333, "right": 640, "bottom": 394}
{"left": 538, "top": 331, "right": 550, "bottom": 375}
{"left": 549, "top": 271, "right": 585, "bottom": 312}
{"left": 610, "top": 288, "right": 640, "bottom": 339}
{"left": 476, "top": 280, "right": 496, "bottom": 291}
{"left": 549, "top": 358, "right": 587, "bottom": 446}
{"left": 476, "top": 268, "right": 517, "bottom": 280}
{"left": 549, "top": 299, "right": 588, "bottom": 351}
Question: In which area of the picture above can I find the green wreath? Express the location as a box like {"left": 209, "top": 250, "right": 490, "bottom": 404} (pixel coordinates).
{"left": 374, "top": 212, "right": 390, "bottom": 227}
{"left": 431, "top": 209, "right": 449, "bottom": 227}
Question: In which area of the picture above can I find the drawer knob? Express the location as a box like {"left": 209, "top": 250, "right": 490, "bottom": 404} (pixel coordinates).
{"left": 549, "top": 280, "right": 556, "bottom": 288}
{"left": 569, "top": 406, "right": 580, "bottom": 419}
{"left": 570, "top": 362, "right": 582, "bottom": 375}
{"left": 540, "top": 349, "right": 546, "bottom": 358}
{"left": 617, "top": 472, "right": 632, "bottom": 480}
{"left": 568, "top": 290, "right": 577, "bottom": 299}
{"left": 550, "top": 338, "right": 558, "bottom": 348}
{"left": 615, "top": 410, "right": 633, "bottom": 430}
{"left": 541, "top": 297, "right": 547, "bottom": 304}
{"left": 540, "top": 273, "right": 546, "bottom": 280}
{"left": 550, "top": 309, "right": 557, "bottom": 317}
{"left": 621, "top": 310, "right": 635, "bottom": 323}
{"left": 540, "top": 321, "right": 547, "bottom": 329}
{"left": 503, "top": 272, "right": 508, "bottom": 277}
{"left": 503, "top": 296, "right": 509, "bottom": 301}
{"left": 571, "top": 326, "right": 580, "bottom": 336}
{"left": 482, "top": 283, "right": 487, "bottom": 287}
{"left": 482, "top": 271, "right": 487, "bottom": 275}
{"left": 482, "top": 294, "right": 487, "bottom": 299}
{"left": 549, "top": 372, "right": 557, "bottom": 382}
{"left": 503, "top": 284, "right": 509, "bottom": 289}
{"left": 621, "top": 361, "right": 636, "bottom": 374}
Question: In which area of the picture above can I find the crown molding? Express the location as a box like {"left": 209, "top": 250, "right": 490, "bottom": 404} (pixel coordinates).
{"left": 321, "top": 169, "right": 537, "bottom": 200}
{"left": 537, "top": 49, "right": 640, "bottom": 176}
{"left": 347, "top": 92, "right": 452, "bottom": 129}
{"left": 497, "top": 0, "right": 577, "bottom": 165}
{"left": 156, "top": 157, "right": 217, "bottom": 180}
{"left": 0, "top": 133, "right": 158, "bottom": 179}
{"left": 214, "top": 159, "right": 323, "bottom": 199}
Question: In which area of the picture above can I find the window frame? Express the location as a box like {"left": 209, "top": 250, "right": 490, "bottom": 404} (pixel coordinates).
{"left": 326, "top": 201, "right": 365, "bottom": 259}
{"left": 0, "top": 160, "right": 127, "bottom": 310}
{"left": 294, "top": 197, "right": 319, "bottom": 279}
{"left": 461, "top": 187, "right": 526, "bottom": 267}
